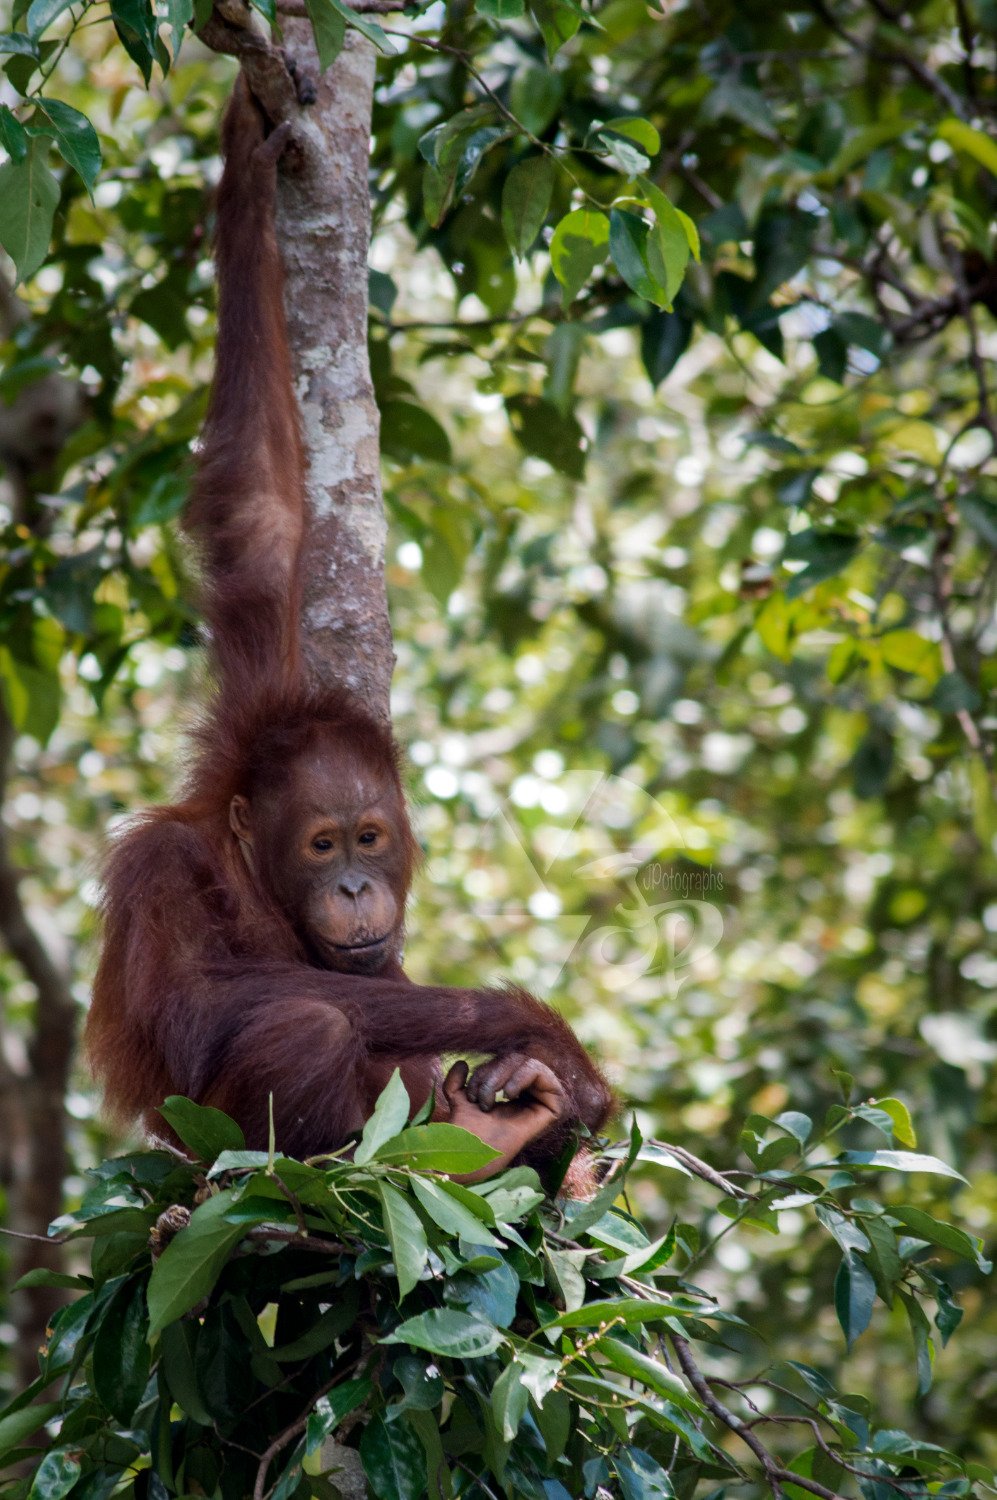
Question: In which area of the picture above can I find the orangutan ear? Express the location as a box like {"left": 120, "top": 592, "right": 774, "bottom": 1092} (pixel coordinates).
{"left": 229, "top": 795, "right": 253, "bottom": 844}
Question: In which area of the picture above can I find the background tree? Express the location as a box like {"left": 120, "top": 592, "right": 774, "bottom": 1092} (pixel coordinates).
{"left": 0, "top": 0, "right": 994, "bottom": 1482}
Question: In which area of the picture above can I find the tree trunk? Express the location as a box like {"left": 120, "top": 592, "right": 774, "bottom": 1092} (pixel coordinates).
{"left": 276, "top": 24, "right": 394, "bottom": 719}
{"left": 199, "top": 9, "right": 395, "bottom": 719}
{"left": 0, "top": 311, "right": 82, "bottom": 1388}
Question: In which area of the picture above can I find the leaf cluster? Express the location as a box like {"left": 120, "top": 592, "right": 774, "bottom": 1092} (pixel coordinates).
{"left": 1, "top": 1079, "right": 991, "bottom": 1500}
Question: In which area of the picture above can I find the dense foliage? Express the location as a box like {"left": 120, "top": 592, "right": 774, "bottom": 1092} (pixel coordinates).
{"left": 1, "top": 1084, "right": 992, "bottom": 1499}
{"left": 0, "top": 0, "right": 995, "bottom": 1489}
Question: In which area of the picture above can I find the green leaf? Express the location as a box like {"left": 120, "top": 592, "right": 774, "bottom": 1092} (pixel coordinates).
{"left": 34, "top": 98, "right": 100, "bottom": 194}
{"left": 898, "top": 1289, "right": 935, "bottom": 1395}
{"left": 932, "top": 670, "right": 981, "bottom": 714}
{"left": 958, "top": 492, "right": 997, "bottom": 548}
{"left": 306, "top": 1379, "right": 373, "bottom": 1456}
{"left": 598, "top": 1338, "right": 704, "bottom": 1414}
{"left": 871, "top": 1097, "right": 917, "bottom": 1148}
{"left": 546, "top": 1246, "right": 587, "bottom": 1312}
{"left": 272, "top": 1292, "right": 359, "bottom": 1361}
{"left": 925, "top": 1272, "right": 964, "bottom": 1347}
{"left": 0, "top": 137, "right": 58, "bottom": 283}
{"left": 509, "top": 65, "right": 563, "bottom": 134}
{"left": 26, "top": 1447, "right": 81, "bottom": 1500}
{"left": 550, "top": 207, "right": 610, "bottom": 304}
{"left": 640, "top": 307, "right": 692, "bottom": 385}
{"left": 410, "top": 1175, "right": 499, "bottom": 1241}
{"left": 158, "top": 1320, "right": 213, "bottom": 1426}
{"left": 862, "top": 1215, "right": 902, "bottom": 1308}
{"left": 815, "top": 1204, "right": 870, "bottom": 1255}
{"left": 380, "top": 401, "right": 452, "bottom": 464}
{"left": 609, "top": 208, "right": 669, "bottom": 307}
{"left": 588, "top": 119, "right": 656, "bottom": 176}
{"left": 529, "top": 0, "right": 581, "bottom": 56}
{"left": 384, "top": 1307, "right": 504, "bottom": 1358}
{"left": 394, "top": 1354, "right": 445, "bottom": 1413}
{"left": 640, "top": 180, "right": 692, "bottom": 303}
{"left": 601, "top": 115, "right": 659, "bottom": 154}
{"left": 891, "top": 1207, "right": 992, "bottom": 1272}
{"left": 323, "top": 0, "right": 396, "bottom": 53}
{"left": 851, "top": 728, "right": 894, "bottom": 800}
{"left": 375, "top": 1124, "right": 501, "bottom": 1174}
{"left": 25, "top": 0, "right": 73, "bottom": 38}
{"left": 0, "top": 32, "right": 40, "bottom": 55}
{"left": 783, "top": 528, "right": 860, "bottom": 595}
{"left": 476, "top": 0, "right": 526, "bottom": 15}
{"left": 0, "top": 106, "right": 28, "bottom": 163}
{"left": 491, "top": 1359, "right": 530, "bottom": 1441}
{"left": 303, "top": 0, "right": 346, "bottom": 70}
{"left": 354, "top": 1069, "right": 412, "bottom": 1163}
{"left": 543, "top": 1296, "right": 677, "bottom": 1330}
{"left": 110, "top": 0, "right": 158, "bottom": 83}
{"left": 774, "top": 1110, "right": 812, "bottom": 1146}
{"left": 147, "top": 1190, "right": 248, "bottom": 1335}
{"left": 157, "top": 1096, "right": 246, "bottom": 1161}
{"left": 360, "top": 1412, "right": 426, "bottom": 1500}
{"left": 501, "top": 155, "right": 555, "bottom": 258}
{"left": 878, "top": 629, "right": 941, "bottom": 681}
{"left": 937, "top": 117, "right": 997, "bottom": 177}
{"left": 92, "top": 1276, "right": 151, "bottom": 1422}
{"left": 379, "top": 1182, "right": 429, "bottom": 1297}
{"left": 420, "top": 107, "right": 513, "bottom": 226}
{"left": 828, "top": 1150, "right": 968, "bottom": 1183}
{"left": 0, "top": 1403, "right": 60, "bottom": 1463}
{"left": 834, "top": 1251, "right": 876, "bottom": 1350}
{"left": 616, "top": 1447, "right": 676, "bottom": 1499}
{"left": 12, "top": 1269, "right": 89, "bottom": 1291}
{"left": 163, "top": 0, "right": 193, "bottom": 59}
{"left": 506, "top": 393, "right": 586, "bottom": 478}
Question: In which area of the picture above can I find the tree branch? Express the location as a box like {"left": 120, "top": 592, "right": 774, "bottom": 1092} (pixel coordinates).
{"left": 809, "top": 0, "right": 968, "bottom": 118}
{"left": 670, "top": 1334, "right": 847, "bottom": 1500}
{"left": 197, "top": 0, "right": 300, "bottom": 123}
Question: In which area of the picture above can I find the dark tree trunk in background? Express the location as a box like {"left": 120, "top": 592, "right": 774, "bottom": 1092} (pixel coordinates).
{"left": 0, "top": 284, "right": 83, "bottom": 1391}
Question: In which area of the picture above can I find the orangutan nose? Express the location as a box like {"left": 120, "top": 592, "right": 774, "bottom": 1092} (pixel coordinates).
{"left": 338, "top": 873, "right": 370, "bottom": 899}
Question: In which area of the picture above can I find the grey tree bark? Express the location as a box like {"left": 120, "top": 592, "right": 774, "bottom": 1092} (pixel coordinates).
{"left": 199, "top": 8, "right": 394, "bottom": 721}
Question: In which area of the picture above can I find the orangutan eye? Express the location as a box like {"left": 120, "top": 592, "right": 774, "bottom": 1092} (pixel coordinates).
{"left": 311, "top": 837, "right": 334, "bottom": 853}
{"left": 358, "top": 829, "right": 378, "bottom": 847}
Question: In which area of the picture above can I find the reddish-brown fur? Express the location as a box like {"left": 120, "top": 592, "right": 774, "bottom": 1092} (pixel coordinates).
{"left": 85, "top": 76, "right": 612, "bottom": 1168}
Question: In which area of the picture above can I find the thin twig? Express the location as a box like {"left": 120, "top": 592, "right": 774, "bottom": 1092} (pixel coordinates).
{"left": 670, "top": 1334, "right": 847, "bottom": 1500}
{"left": 952, "top": 0, "right": 980, "bottom": 105}
{"left": 0, "top": 1224, "right": 70, "bottom": 1245}
{"left": 404, "top": 35, "right": 607, "bottom": 210}
{"left": 647, "top": 1139, "right": 753, "bottom": 1199}
{"left": 277, "top": 0, "right": 406, "bottom": 11}
{"left": 253, "top": 1366, "right": 355, "bottom": 1500}
{"left": 947, "top": 242, "right": 996, "bottom": 441}
{"left": 245, "top": 1225, "right": 350, "bottom": 1254}
{"left": 270, "top": 1173, "right": 308, "bottom": 1236}
{"left": 932, "top": 507, "right": 993, "bottom": 773}
{"left": 810, "top": 0, "right": 968, "bottom": 118}
{"left": 711, "top": 1377, "right": 916, "bottom": 1493}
